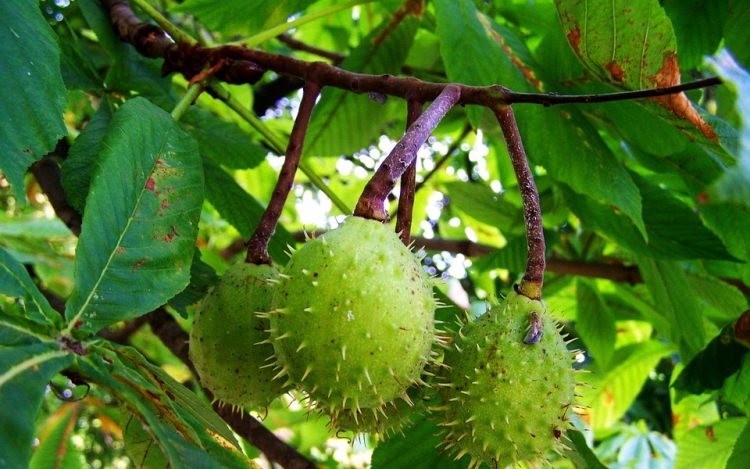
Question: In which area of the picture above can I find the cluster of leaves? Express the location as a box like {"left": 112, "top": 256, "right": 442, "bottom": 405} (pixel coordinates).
{"left": 1, "top": 0, "right": 750, "bottom": 468}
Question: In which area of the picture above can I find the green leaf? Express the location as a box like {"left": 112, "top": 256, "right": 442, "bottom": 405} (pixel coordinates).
{"left": 305, "top": 2, "right": 422, "bottom": 157}
{"left": 0, "top": 0, "right": 67, "bottom": 200}
{"left": 181, "top": 107, "right": 268, "bottom": 170}
{"left": 672, "top": 322, "right": 749, "bottom": 398}
{"left": 167, "top": 249, "right": 218, "bottom": 318}
{"left": 0, "top": 245, "right": 60, "bottom": 328}
{"left": 726, "top": 420, "right": 750, "bottom": 469}
{"left": 700, "top": 204, "right": 750, "bottom": 286}
{"left": 371, "top": 412, "right": 471, "bottom": 469}
{"left": 725, "top": 0, "right": 750, "bottom": 69}
{"left": 29, "top": 403, "right": 87, "bottom": 469}
{"left": 442, "top": 181, "right": 521, "bottom": 230}
{"left": 171, "top": 0, "right": 317, "bottom": 37}
{"left": 0, "top": 343, "right": 73, "bottom": 469}
{"left": 473, "top": 235, "right": 528, "bottom": 273}
{"left": 515, "top": 104, "right": 647, "bottom": 240}
{"left": 554, "top": 0, "right": 721, "bottom": 148}
{"left": 674, "top": 418, "right": 746, "bottom": 469}
{"left": 686, "top": 272, "right": 748, "bottom": 325}
{"left": 563, "top": 429, "right": 608, "bottom": 469}
{"left": 121, "top": 409, "right": 171, "bottom": 469}
{"left": 65, "top": 98, "right": 204, "bottom": 336}
{"left": 582, "top": 340, "right": 671, "bottom": 432}
{"left": 77, "top": 347, "right": 247, "bottom": 469}
{"left": 554, "top": 0, "right": 676, "bottom": 90}
{"left": 61, "top": 96, "right": 115, "bottom": 213}
{"left": 705, "top": 51, "right": 750, "bottom": 207}
{"left": 638, "top": 257, "right": 706, "bottom": 362}
{"left": 202, "top": 155, "right": 292, "bottom": 263}
{"left": 719, "top": 355, "right": 750, "bottom": 412}
{"left": 576, "top": 279, "right": 616, "bottom": 368}
{"left": 662, "top": 0, "right": 728, "bottom": 70}
{"left": 562, "top": 171, "right": 736, "bottom": 261}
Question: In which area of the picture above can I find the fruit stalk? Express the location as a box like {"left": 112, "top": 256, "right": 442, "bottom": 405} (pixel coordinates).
{"left": 246, "top": 81, "right": 322, "bottom": 265}
{"left": 493, "top": 105, "right": 545, "bottom": 300}
{"left": 355, "top": 85, "right": 461, "bottom": 221}
{"left": 395, "top": 99, "right": 424, "bottom": 245}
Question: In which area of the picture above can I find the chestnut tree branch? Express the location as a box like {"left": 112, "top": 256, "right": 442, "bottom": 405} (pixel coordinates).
{"left": 493, "top": 106, "right": 545, "bottom": 300}
{"left": 245, "top": 80, "right": 322, "bottom": 264}
{"left": 355, "top": 85, "right": 461, "bottom": 221}
{"left": 395, "top": 99, "right": 424, "bottom": 244}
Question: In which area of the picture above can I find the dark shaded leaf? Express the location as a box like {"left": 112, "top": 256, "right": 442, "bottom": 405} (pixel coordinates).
{"left": 65, "top": 98, "right": 204, "bottom": 336}
{"left": 662, "top": 0, "right": 728, "bottom": 70}
{"left": 167, "top": 249, "right": 218, "bottom": 318}
{"left": 0, "top": 0, "right": 67, "bottom": 200}
{"left": 726, "top": 420, "right": 750, "bottom": 469}
{"left": 61, "top": 96, "right": 115, "bottom": 213}
{"left": 673, "top": 321, "right": 748, "bottom": 397}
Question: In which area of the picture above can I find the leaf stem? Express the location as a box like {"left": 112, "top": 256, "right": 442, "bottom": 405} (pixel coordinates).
{"left": 395, "top": 99, "right": 424, "bottom": 245}
{"left": 355, "top": 85, "right": 461, "bottom": 221}
{"left": 170, "top": 82, "right": 203, "bottom": 121}
{"left": 493, "top": 105, "right": 545, "bottom": 300}
{"left": 245, "top": 81, "right": 322, "bottom": 265}
{"left": 129, "top": 0, "right": 197, "bottom": 46}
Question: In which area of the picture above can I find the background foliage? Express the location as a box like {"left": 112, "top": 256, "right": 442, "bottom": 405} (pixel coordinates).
{"left": 1, "top": 0, "right": 750, "bottom": 468}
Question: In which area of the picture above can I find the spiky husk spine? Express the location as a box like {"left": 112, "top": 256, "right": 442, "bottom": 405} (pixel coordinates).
{"left": 436, "top": 290, "right": 577, "bottom": 469}
{"left": 189, "top": 261, "right": 282, "bottom": 409}
{"left": 268, "top": 216, "right": 437, "bottom": 433}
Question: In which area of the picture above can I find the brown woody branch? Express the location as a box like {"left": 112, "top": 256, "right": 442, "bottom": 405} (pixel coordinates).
{"left": 355, "top": 85, "right": 461, "bottom": 221}
{"left": 245, "top": 81, "right": 321, "bottom": 265}
{"left": 395, "top": 99, "right": 424, "bottom": 245}
{"left": 101, "top": 0, "right": 721, "bottom": 111}
{"left": 493, "top": 106, "right": 545, "bottom": 300}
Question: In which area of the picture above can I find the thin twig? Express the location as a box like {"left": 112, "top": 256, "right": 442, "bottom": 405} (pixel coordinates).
{"left": 395, "top": 100, "right": 424, "bottom": 245}
{"left": 355, "top": 85, "right": 462, "bottom": 221}
{"left": 277, "top": 34, "right": 345, "bottom": 64}
{"left": 493, "top": 106, "right": 544, "bottom": 300}
{"left": 246, "top": 81, "right": 322, "bottom": 264}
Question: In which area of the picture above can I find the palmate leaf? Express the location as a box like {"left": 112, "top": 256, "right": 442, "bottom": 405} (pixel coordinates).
{"left": 0, "top": 0, "right": 67, "bottom": 200}
{"left": 304, "top": 0, "right": 422, "bottom": 157}
{"left": 0, "top": 343, "right": 73, "bottom": 469}
{"left": 65, "top": 98, "right": 204, "bottom": 336}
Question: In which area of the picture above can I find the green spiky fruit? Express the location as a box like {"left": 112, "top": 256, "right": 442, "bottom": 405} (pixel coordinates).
{"left": 269, "top": 216, "right": 437, "bottom": 431}
{"left": 189, "top": 261, "right": 281, "bottom": 409}
{"left": 436, "top": 289, "right": 577, "bottom": 468}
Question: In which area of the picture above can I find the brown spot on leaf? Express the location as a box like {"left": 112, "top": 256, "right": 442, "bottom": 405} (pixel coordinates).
{"left": 131, "top": 258, "right": 147, "bottom": 273}
{"left": 605, "top": 61, "right": 625, "bottom": 82}
{"left": 604, "top": 388, "right": 615, "bottom": 407}
{"left": 696, "top": 192, "right": 710, "bottom": 205}
{"left": 567, "top": 27, "right": 581, "bottom": 55}
{"left": 648, "top": 53, "right": 718, "bottom": 142}
{"left": 117, "top": 247, "right": 125, "bottom": 254}
{"left": 161, "top": 198, "right": 170, "bottom": 210}
{"left": 705, "top": 425, "right": 716, "bottom": 441}
{"left": 23, "top": 148, "right": 32, "bottom": 154}
{"left": 145, "top": 177, "right": 156, "bottom": 191}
